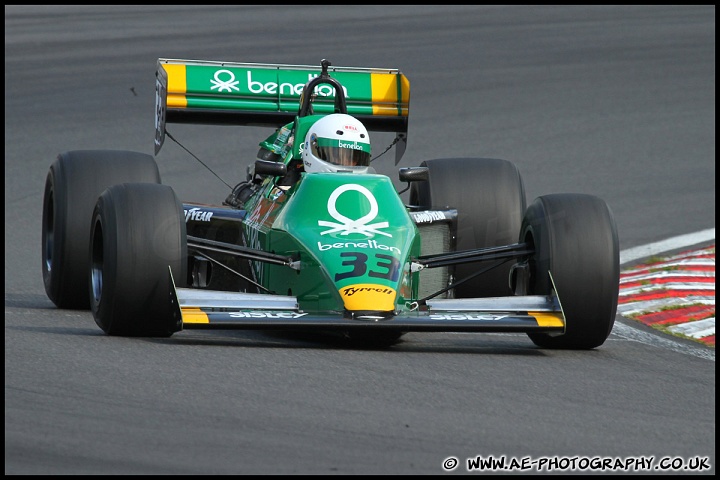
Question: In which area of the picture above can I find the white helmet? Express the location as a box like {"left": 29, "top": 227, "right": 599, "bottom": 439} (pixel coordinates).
{"left": 302, "top": 113, "right": 371, "bottom": 174}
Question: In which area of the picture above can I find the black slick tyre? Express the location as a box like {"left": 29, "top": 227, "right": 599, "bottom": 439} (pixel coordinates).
{"left": 42, "top": 150, "right": 160, "bottom": 309}
{"left": 409, "top": 158, "right": 526, "bottom": 298}
{"left": 90, "top": 183, "right": 187, "bottom": 337}
{"left": 521, "top": 194, "right": 619, "bottom": 349}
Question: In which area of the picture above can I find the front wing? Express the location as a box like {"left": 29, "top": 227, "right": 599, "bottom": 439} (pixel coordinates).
{"left": 172, "top": 284, "right": 566, "bottom": 335}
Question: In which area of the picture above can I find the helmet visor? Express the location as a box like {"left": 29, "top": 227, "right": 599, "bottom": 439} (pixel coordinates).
{"left": 312, "top": 137, "right": 371, "bottom": 168}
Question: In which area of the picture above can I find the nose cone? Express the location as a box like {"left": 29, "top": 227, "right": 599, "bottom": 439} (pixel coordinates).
{"left": 338, "top": 283, "right": 397, "bottom": 312}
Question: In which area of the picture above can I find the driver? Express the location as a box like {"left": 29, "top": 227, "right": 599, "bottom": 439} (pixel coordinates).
{"left": 225, "top": 113, "right": 372, "bottom": 208}
{"left": 301, "top": 113, "right": 372, "bottom": 174}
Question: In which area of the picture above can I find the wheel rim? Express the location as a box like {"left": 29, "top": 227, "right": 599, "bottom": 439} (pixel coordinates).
{"left": 43, "top": 189, "right": 54, "bottom": 274}
{"left": 90, "top": 218, "right": 104, "bottom": 305}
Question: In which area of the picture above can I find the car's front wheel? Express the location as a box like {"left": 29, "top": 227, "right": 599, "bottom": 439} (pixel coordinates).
{"left": 90, "top": 183, "right": 187, "bottom": 337}
{"left": 521, "top": 194, "right": 619, "bottom": 349}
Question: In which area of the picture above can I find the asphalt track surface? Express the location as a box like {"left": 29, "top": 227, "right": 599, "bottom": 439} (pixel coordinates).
{"left": 5, "top": 6, "right": 715, "bottom": 474}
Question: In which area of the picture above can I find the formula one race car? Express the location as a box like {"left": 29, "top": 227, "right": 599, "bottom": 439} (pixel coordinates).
{"left": 41, "top": 58, "right": 620, "bottom": 349}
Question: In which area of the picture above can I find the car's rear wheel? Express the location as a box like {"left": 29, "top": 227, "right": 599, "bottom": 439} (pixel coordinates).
{"left": 42, "top": 150, "right": 161, "bottom": 309}
{"left": 90, "top": 183, "right": 187, "bottom": 337}
{"left": 521, "top": 194, "right": 619, "bottom": 349}
{"left": 409, "top": 158, "right": 526, "bottom": 298}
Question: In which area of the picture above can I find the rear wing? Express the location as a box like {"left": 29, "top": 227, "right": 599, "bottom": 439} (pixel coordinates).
{"left": 154, "top": 58, "right": 410, "bottom": 162}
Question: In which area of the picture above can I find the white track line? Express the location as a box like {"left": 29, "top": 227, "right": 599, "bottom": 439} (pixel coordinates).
{"left": 611, "top": 321, "right": 715, "bottom": 361}
{"left": 620, "top": 228, "right": 715, "bottom": 265}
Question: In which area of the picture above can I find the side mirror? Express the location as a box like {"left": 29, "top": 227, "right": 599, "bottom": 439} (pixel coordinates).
{"left": 255, "top": 159, "right": 287, "bottom": 178}
{"left": 399, "top": 167, "right": 429, "bottom": 183}
{"left": 397, "top": 167, "right": 429, "bottom": 195}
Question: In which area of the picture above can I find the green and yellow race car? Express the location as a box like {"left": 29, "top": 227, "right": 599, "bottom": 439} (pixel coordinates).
{"left": 41, "top": 58, "right": 619, "bottom": 349}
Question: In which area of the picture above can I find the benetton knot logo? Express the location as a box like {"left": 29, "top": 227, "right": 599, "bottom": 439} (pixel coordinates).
{"left": 318, "top": 184, "right": 391, "bottom": 237}
{"left": 210, "top": 70, "right": 240, "bottom": 92}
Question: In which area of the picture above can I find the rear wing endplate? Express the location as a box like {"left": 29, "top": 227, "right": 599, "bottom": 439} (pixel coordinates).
{"left": 154, "top": 58, "right": 410, "bottom": 162}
